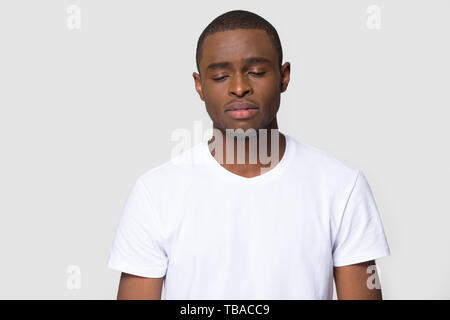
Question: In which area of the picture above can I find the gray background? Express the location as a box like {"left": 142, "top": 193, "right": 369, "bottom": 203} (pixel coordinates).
{"left": 0, "top": 0, "right": 449, "bottom": 299}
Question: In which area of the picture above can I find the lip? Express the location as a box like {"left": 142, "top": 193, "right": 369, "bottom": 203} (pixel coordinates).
{"left": 226, "top": 108, "right": 259, "bottom": 120}
{"left": 225, "top": 101, "right": 259, "bottom": 111}
{"left": 225, "top": 101, "right": 259, "bottom": 120}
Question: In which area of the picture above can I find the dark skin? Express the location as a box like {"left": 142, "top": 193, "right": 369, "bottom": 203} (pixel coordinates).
{"left": 193, "top": 29, "right": 289, "bottom": 177}
{"left": 116, "top": 28, "right": 383, "bottom": 300}
{"left": 116, "top": 272, "right": 164, "bottom": 300}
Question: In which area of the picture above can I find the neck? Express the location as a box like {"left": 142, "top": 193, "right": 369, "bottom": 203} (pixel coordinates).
{"left": 207, "top": 119, "right": 286, "bottom": 176}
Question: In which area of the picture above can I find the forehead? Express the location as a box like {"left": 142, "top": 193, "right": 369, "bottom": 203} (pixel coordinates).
{"left": 200, "top": 29, "right": 277, "bottom": 71}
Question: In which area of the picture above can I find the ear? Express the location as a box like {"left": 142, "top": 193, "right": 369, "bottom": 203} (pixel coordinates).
{"left": 193, "top": 72, "right": 205, "bottom": 101}
{"left": 280, "top": 62, "right": 291, "bottom": 93}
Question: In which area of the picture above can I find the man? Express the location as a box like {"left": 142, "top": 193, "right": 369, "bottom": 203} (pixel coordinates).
{"left": 107, "top": 10, "right": 390, "bottom": 300}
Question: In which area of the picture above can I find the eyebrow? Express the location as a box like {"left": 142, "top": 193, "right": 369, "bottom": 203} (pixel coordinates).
{"left": 206, "top": 57, "right": 272, "bottom": 71}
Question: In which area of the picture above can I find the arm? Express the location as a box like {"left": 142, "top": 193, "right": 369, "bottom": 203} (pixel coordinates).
{"left": 333, "top": 260, "right": 383, "bottom": 300}
{"left": 116, "top": 272, "right": 165, "bottom": 300}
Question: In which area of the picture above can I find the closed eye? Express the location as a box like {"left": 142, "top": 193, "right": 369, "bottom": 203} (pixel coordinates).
{"left": 212, "top": 72, "right": 266, "bottom": 82}
{"left": 249, "top": 72, "right": 266, "bottom": 76}
{"left": 213, "top": 75, "right": 229, "bottom": 82}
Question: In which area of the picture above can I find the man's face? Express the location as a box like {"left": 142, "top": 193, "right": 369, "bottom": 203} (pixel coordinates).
{"left": 193, "top": 29, "right": 290, "bottom": 133}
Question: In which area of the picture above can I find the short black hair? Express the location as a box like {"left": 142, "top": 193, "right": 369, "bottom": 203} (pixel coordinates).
{"left": 195, "top": 10, "right": 283, "bottom": 74}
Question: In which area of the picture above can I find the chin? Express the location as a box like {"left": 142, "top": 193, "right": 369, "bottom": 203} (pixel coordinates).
{"left": 224, "top": 121, "right": 254, "bottom": 129}
{"left": 225, "top": 124, "right": 263, "bottom": 134}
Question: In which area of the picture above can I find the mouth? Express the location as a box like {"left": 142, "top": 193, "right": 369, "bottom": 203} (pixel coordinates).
{"left": 225, "top": 102, "right": 259, "bottom": 120}
{"left": 225, "top": 107, "right": 259, "bottom": 120}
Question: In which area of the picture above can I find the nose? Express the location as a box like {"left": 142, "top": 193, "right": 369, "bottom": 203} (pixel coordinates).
{"left": 229, "top": 73, "right": 252, "bottom": 98}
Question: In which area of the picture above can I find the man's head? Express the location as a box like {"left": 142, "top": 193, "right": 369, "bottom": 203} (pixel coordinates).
{"left": 193, "top": 10, "right": 290, "bottom": 134}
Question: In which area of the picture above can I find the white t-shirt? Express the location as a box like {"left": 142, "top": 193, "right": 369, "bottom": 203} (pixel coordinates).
{"left": 107, "top": 134, "right": 390, "bottom": 299}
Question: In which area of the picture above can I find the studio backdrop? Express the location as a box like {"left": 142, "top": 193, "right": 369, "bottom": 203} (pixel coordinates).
{"left": 0, "top": 0, "right": 449, "bottom": 299}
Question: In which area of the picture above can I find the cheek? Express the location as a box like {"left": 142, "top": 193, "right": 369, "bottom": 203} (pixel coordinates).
{"left": 202, "top": 82, "right": 215, "bottom": 101}
{"left": 204, "top": 97, "right": 222, "bottom": 122}
{"left": 203, "top": 86, "right": 226, "bottom": 114}
{"left": 259, "top": 83, "right": 280, "bottom": 108}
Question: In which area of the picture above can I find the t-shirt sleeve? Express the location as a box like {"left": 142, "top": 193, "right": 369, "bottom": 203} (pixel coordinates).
{"left": 332, "top": 170, "right": 391, "bottom": 267}
{"left": 107, "top": 178, "right": 168, "bottom": 277}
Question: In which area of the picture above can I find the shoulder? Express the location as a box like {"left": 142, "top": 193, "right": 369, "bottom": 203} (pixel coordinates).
{"left": 288, "top": 135, "right": 360, "bottom": 189}
{"left": 136, "top": 141, "right": 206, "bottom": 191}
